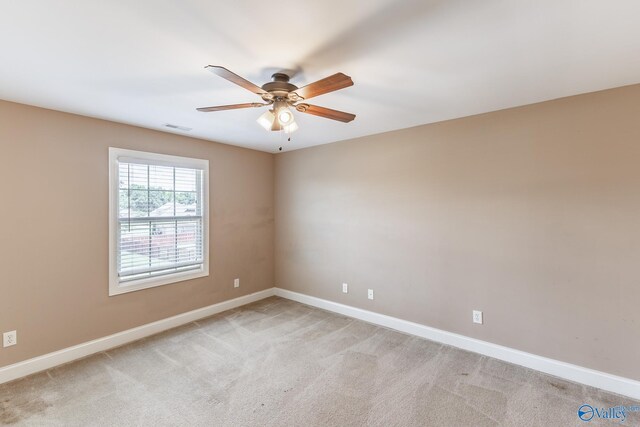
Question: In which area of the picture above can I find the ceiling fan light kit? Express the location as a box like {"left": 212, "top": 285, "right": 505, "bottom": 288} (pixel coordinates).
{"left": 197, "top": 66, "right": 355, "bottom": 141}
{"left": 257, "top": 107, "right": 298, "bottom": 133}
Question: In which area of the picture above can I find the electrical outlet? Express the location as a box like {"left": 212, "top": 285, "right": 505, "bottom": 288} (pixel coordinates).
{"left": 234, "top": 278, "right": 240, "bottom": 288}
{"left": 342, "top": 283, "right": 348, "bottom": 293}
{"left": 3, "top": 330, "right": 17, "bottom": 347}
{"left": 367, "top": 289, "right": 374, "bottom": 300}
{"left": 473, "top": 310, "right": 483, "bottom": 324}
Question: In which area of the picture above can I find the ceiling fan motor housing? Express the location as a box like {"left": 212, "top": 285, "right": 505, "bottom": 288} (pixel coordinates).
{"left": 261, "top": 73, "right": 299, "bottom": 101}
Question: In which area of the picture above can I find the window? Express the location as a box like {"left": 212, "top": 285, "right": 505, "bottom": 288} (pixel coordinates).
{"left": 109, "top": 148, "right": 209, "bottom": 296}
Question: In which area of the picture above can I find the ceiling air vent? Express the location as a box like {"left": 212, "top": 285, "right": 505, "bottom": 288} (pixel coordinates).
{"left": 164, "top": 123, "right": 192, "bottom": 131}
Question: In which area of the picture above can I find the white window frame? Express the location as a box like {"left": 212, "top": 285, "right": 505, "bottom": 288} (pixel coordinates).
{"left": 108, "top": 147, "right": 209, "bottom": 296}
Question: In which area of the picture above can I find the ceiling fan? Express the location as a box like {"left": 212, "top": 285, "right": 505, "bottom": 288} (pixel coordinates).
{"left": 197, "top": 66, "right": 355, "bottom": 134}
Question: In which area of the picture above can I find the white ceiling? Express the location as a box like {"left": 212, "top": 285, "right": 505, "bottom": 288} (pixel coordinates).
{"left": 1, "top": 1, "right": 639, "bottom": 153}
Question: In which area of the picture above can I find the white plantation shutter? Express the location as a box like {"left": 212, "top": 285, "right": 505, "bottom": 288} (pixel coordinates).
{"left": 109, "top": 148, "right": 209, "bottom": 295}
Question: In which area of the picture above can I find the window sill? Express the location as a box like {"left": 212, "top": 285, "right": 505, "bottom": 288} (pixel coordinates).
{"left": 108, "top": 268, "right": 208, "bottom": 296}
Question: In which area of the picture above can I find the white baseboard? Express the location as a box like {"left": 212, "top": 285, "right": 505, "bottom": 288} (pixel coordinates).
{"left": 0, "top": 288, "right": 275, "bottom": 385}
{"left": 3, "top": 286, "right": 638, "bottom": 400}
{"left": 274, "top": 288, "right": 640, "bottom": 400}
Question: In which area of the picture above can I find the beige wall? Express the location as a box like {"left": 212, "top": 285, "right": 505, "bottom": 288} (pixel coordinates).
{"left": 0, "top": 100, "right": 274, "bottom": 367}
{"left": 3, "top": 84, "right": 640, "bottom": 381}
{"left": 275, "top": 84, "right": 640, "bottom": 381}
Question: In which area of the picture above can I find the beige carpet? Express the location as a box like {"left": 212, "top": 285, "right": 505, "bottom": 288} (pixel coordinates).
{"left": 1, "top": 297, "right": 637, "bottom": 426}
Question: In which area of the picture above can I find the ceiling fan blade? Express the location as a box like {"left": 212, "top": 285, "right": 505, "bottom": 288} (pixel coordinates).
{"left": 295, "top": 104, "right": 356, "bottom": 123}
{"left": 196, "top": 102, "right": 266, "bottom": 112}
{"left": 205, "top": 65, "right": 266, "bottom": 95}
{"left": 293, "top": 73, "right": 353, "bottom": 100}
